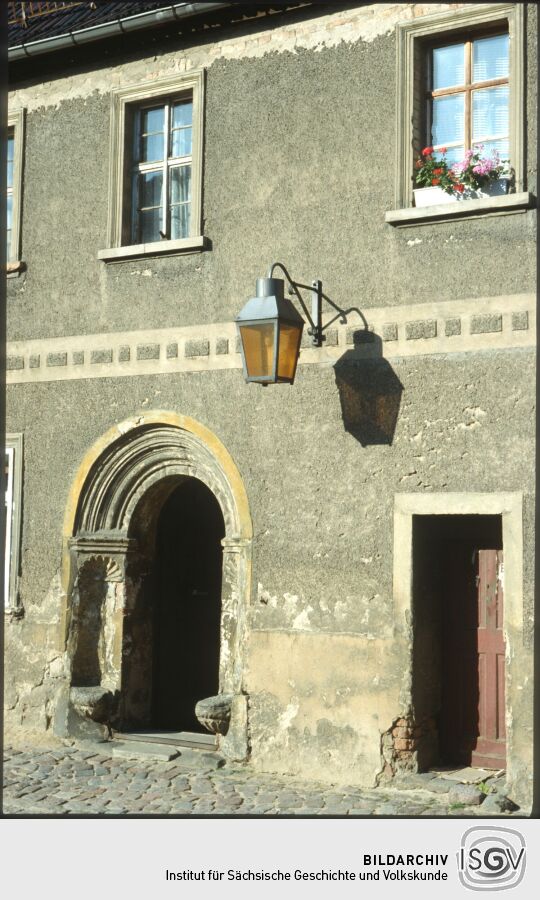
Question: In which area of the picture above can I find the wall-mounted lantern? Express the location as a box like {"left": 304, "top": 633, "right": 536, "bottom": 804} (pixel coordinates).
{"left": 236, "top": 262, "right": 331, "bottom": 386}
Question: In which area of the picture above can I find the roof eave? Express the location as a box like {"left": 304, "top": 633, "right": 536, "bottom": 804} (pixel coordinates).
{"left": 9, "top": 2, "right": 232, "bottom": 61}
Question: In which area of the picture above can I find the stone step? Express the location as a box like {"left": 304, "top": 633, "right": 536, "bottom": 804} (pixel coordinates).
{"left": 115, "top": 730, "right": 217, "bottom": 750}
{"left": 111, "top": 740, "right": 226, "bottom": 769}
{"left": 112, "top": 741, "right": 180, "bottom": 762}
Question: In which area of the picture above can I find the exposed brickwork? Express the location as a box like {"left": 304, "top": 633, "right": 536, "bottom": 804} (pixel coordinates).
{"left": 72, "top": 351, "right": 84, "bottom": 365}
{"left": 166, "top": 342, "right": 178, "bottom": 359}
{"left": 380, "top": 714, "right": 438, "bottom": 780}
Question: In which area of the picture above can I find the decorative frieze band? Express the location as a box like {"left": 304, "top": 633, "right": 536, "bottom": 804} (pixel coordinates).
{"left": 6, "top": 294, "right": 534, "bottom": 384}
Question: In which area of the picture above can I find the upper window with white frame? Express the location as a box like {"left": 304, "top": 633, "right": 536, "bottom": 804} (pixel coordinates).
{"left": 393, "top": 3, "right": 524, "bottom": 212}
{"left": 131, "top": 96, "right": 193, "bottom": 244}
{"left": 427, "top": 30, "right": 510, "bottom": 165}
{"left": 6, "top": 108, "right": 25, "bottom": 267}
{"left": 100, "top": 70, "right": 205, "bottom": 262}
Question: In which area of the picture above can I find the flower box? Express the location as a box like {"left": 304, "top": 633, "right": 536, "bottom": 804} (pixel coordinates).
{"left": 414, "top": 178, "right": 509, "bottom": 208}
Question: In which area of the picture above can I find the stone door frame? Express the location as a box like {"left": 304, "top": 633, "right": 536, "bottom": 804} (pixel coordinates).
{"left": 60, "top": 412, "right": 253, "bottom": 758}
{"left": 393, "top": 491, "right": 530, "bottom": 806}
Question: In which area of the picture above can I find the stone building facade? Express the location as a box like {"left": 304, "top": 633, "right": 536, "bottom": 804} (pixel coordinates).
{"left": 5, "top": 2, "right": 537, "bottom": 811}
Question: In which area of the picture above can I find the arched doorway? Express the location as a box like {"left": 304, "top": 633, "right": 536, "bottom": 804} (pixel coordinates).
{"left": 149, "top": 478, "right": 225, "bottom": 731}
{"left": 61, "top": 414, "right": 252, "bottom": 757}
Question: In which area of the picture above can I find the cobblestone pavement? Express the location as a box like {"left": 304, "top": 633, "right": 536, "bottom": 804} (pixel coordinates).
{"left": 2, "top": 743, "right": 523, "bottom": 816}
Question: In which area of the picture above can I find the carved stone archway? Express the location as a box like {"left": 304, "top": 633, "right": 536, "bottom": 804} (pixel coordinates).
{"left": 60, "top": 413, "right": 252, "bottom": 759}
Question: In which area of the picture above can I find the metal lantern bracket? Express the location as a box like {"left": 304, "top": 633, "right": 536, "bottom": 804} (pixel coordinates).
{"left": 268, "top": 261, "right": 347, "bottom": 347}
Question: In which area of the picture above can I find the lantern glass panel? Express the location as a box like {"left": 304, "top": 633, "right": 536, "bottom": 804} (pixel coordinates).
{"left": 240, "top": 323, "right": 276, "bottom": 378}
{"left": 277, "top": 323, "right": 303, "bottom": 381}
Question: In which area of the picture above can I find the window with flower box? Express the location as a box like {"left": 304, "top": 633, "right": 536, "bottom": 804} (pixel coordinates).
{"left": 388, "top": 3, "right": 527, "bottom": 223}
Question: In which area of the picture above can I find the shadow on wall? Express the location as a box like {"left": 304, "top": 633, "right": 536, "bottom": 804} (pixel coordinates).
{"left": 333, "top": 330, "right": 403, "bottom": 446}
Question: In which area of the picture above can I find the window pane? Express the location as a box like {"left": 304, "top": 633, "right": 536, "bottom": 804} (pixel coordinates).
{"left": 141, "top": 132, "right": 164, "bottom": 163}
{"left": 170, "top": 165, "right": 191, "bottom": 204}
{"left": 139, "top": 207, "right": 162, "bottom": 243}
{"left": 431, "top": 93, "right": 464, "bottom": 145}
{"left": 170, "top": 202, "right": 190, "bottom": 239}
{"left": 473, "top": 86, "right": 509, "bottom": 139}
{"left": 139, "top": 171, "right": 163, "bottom": 209}
{"left": 142, "top": 106, "right": 164, "bottom": 134}
{"left": 472, "top": 138, "right": 510, "bottom": 161}
{"left": 7, "top": 134, "right": 14, "bottom": 189}
{"left": 432, "top": 43, "right": 465, "bottom": 90}
{"left": 171, "top": 126, "right": 192, "bottom": 158}
{"left": 172, "top": 101, "right": 192, "bottom": 128}
{"left": 139, "top": 106, "right": 165, "bottom": 161}
{"left": 6, "top": 229, "right": 12, "bottom": 260}
{"left": 7, "top": 194, "right": 12, "bottom": 231}
{"left": 442, "top": 145, "right": 465, "bottom": 165}
{"left": 473, "top": 33, "right": 509, "bottom": 82}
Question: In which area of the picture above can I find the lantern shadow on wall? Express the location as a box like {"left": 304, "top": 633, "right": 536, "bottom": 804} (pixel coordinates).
{"left": 333, "top": 331, "right": 403, "bottom": 446}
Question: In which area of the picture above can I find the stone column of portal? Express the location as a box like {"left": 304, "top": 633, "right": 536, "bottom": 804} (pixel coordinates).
{"left": 218, "top": 536, "right": 252, "bottom": 761}
{"left": 57, "top": 535, "right": 137, "bottom": 739}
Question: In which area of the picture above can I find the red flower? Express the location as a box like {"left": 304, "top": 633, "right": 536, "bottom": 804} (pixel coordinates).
{"left": 453, "top": 183, "right": 465, "bottom": 193}
{"left": 439, "top": 146, "right": 447, "bottom": 153}
{"left": 433, "top": 168, "right": 443, "bottom": 175}
{"left": 431, "top": 177, "right": 441, "bottom": 185}
{"left": 422, "top": 146, "right": 434, "bottom": 156}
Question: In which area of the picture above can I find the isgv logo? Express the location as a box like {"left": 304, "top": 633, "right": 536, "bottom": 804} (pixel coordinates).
{"left": 458, "top": 826, "right": 526, "bottom": 891}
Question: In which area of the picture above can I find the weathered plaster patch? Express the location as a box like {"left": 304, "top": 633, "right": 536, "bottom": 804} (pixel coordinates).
{"left": 9, "top": 4, "right": 467, "bottom": 111}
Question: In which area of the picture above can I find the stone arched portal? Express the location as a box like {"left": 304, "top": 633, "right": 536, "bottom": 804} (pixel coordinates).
{"left": 61, "top": 413, "right": 252, "bottom": 758}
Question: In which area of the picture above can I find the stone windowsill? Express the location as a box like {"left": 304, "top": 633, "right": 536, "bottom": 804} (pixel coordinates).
{"left": 7, "top": 260, "right": 25, "bottom": 277}
{"left": 98, "top": 235, "right": 210, "bottom": 262}
{"left": 385, "top": 192, "right": 534, "bottom": 227}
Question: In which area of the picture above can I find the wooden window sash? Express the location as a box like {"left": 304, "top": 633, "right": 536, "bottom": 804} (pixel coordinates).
{"left": 132, "top": 97, "right": 193, "bottom": 242}
{"left": 426, "top": 31, "right": 509, "bottom": 154}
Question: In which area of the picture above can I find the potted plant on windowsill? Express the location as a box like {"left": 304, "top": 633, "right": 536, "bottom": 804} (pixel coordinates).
{"left": 413, "top": 146, "right": 510, "bottom": 208}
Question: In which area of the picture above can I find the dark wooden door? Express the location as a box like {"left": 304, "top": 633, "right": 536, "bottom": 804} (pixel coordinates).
{"left": 441, "top": 546, "right": 506, "bottom": 768}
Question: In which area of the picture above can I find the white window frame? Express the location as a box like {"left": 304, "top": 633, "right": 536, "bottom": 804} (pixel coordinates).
{"left": 7, "top": 108, "right": 25, "bottom": 266}
{"left": 100, "top": 70, "right": 206, "bottom": 262}
{"left": 4, "top": 434, "right": 23, "bottom": 611}
{"left": 394, "top": 3, "right": 524, "bottom": 211}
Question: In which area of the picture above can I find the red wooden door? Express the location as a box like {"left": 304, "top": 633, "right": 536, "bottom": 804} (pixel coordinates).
{"left": 472, "top": 549, "right": 506, "bottom": 767}
{"left": 441, "top": 547, "right": 506, "bottom": 768}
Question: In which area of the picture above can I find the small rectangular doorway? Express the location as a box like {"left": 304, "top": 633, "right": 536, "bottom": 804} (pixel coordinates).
{"left": 412, "top": 514, "right": 506, "bottom": 769}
